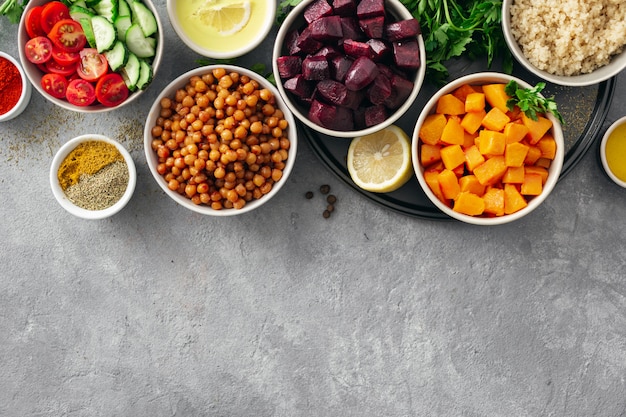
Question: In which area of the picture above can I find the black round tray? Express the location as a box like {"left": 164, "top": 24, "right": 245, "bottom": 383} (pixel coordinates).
{"left": 302, "top": 59, "right": 616, "bottom": 219}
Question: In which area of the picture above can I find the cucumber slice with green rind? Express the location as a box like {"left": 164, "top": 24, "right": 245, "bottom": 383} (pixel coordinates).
{"left": 130, "top": 0, "right": 157, "bottom": 37}
{"left": 91, "top": 15, "right": 117, "bottom": 53}
{"left": 103, "top": 40, "right": 129, "bottom": 71}
{"left": 79, "top": 17, "right": 97, "bottom": 48}
{"left": 117, "top": 0, "right": 131, "bottom": 17}
{"left": 93, "top": 0, "right": 118, "bottom": 22}
{"left": 125, "top": 23, "right": 155, "bottom": 58}
{"left": 121, "top": 52, "right": 140, "bottom": 91}
{"left": 69, "top": 5, "right": 94, "bottom": 21}
{"left": 136, "top": 59, "right": 153, "bottom": 90}
{"left": 114, "top": 15, "right": 132, "bottom": 42}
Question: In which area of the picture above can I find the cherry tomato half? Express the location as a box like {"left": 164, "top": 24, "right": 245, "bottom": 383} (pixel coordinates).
{"left": 66, "top": 78, "right": 96, "bottom": 106}
{"left": 41, "top": 73, "right": 68, "bottom": 99}
{"left": 45, "top": 59, "right": 76, "bottom": 77}
{"left": 76, "top": 48, "right": 108, "bottom": 81}
{"left": 24, "top": 6, "right": 46, "bottom": 38}
{"left": 51, "top": 44, "right": 80, "bottom": 66}
{"left": 95, "top": 73, "right": 129, "bottom": 107}
{"left": 48, "top": 19, "right": 86, "bottom": 53}
{"left": 24, "top": 36, "right": 53, "bottom": 64}
{"left": 40, "top": 1, "right": 70, "bottom": 34}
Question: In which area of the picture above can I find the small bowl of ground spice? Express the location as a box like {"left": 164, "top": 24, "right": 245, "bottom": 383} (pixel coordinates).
{"left": 50, "top": 134, "right": 137, "bottom": 219}
{"left": 0, "top": 51, "right": 32, "bottom": 122}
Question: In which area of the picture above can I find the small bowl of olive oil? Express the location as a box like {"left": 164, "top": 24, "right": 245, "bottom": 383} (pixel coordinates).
{"left": 167, "top": 0, "right": 276, "bottom": 59}
{"left": 600, "top": 116, "right": 626, "bottom": 189}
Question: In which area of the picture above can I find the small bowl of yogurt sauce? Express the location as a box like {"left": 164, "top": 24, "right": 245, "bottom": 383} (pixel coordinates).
{"left": 600, "top": 116, "right": 626, "bottom": 188}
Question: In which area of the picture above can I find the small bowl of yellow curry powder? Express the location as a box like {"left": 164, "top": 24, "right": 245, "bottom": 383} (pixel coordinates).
{"left": 50, "top": 134, "right": 137, "bottom": 219}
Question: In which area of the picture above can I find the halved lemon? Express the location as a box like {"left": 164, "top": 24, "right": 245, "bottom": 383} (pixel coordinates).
{"left": 193, "top": 0, "right": 251, "bottom": 36}
{"left": 347, "top": 125, "right": 413, "bottom": 193}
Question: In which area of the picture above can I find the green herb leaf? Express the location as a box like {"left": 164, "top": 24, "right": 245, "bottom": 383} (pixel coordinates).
{"left": 276, "top": 0, "right": 304, "bottom": 25}
{"left": 0, "top": 0, "right": 24, "bottom": 24}
{"left": 505, "top": 80, "right": 565, "bottom": 124}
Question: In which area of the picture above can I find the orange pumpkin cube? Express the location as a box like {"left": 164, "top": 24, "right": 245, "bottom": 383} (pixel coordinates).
{"left": 482, "top": 83, "right": 510, "bottom": 113}
{"left": 459, "top": 175, "right": 486, "bottom": 196}
{"left": 424, "top": 169, "right": 445, "bottom": 202}
{"left": 453, "top": 192, "right": 485, "bottom": 216}
{"left": 436, "top": 93, "right": 465, "bottom": 115}
{"left": 452, "top": 84, "right": 478, "bottom": 102}
{"left": 420, "top": 143, "right": 441, "bottom": 167}
{"left": 440, "top": 116, "right": 465, "bottom": 145}
{"left": 525, "top": 165, "right": 549, "bottom": 184}
{"left": 481, "top": 107, "right": 511, "bottom": 131}
{"left": 522, "top": 113, "right": 553, "bottom": 144}
{"left": 505, "top": 141, "right": 530, "bottom": 167}
{"left": 536, "top": 134, "right": 557, "bottom": 159}
{"left": 521, "top": 173, "right": 543, "bottom": 195}
{"left": 502, "top": 166, "right": 525, "bottom": 183}
{"left": 465, "top": 92, "right": 486, "bottom": 113}
{"left": 478, "top": 129, "right": 506, "bottom": 156}
{"left": 482, "top": 187, "right": 505, "bottom": 216}
{"left": 440, "top": 144, "right": 466, "bottom": 170}
{"left": 524, "top": 146, "right": 542, "bottom": 165}
{"left": 419, "top": 113, "right": 447, "bottom": 145}
{"left": 503, "top": 183, "right": 528, "bottom": 214}
{"left": 473, "top": 155, "right": 507, "bottom": 186}
{"left": 438, "top": 169, "right": 461, "bottom": 200}
{"left": 504, "top": 121, "right": 529, "bottom": 144}
{"left": 535, "top": 157, "right": 551, "bottom": 169}
{"left": 464, "top": 145, "right": 485, "bottom": 173}
{"left": 461, "top": 109, "right": 486, "bottom": 135}
{"left": 463, "top": 131, "right": 478, "bottom": 149}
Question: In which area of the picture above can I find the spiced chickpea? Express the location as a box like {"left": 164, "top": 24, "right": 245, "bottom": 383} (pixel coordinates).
{"left": 150, "top": 68, "right": 291, "bottom": 210}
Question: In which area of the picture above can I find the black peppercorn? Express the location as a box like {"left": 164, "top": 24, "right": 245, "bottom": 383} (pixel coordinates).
{"left": 326, "top": 194, "right": 337, "bottom": 204}
{"left": 320, "top": 184, "right": 330, "bottom": 194}
{"left": 305, "top": 191, "right": 314, "bottom": 199}
{"left": 323, "top": 210, "right": 331, "bottom": 218}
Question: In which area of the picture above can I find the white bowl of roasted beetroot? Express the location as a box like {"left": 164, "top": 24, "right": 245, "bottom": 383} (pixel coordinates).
{"left": 18, "top": 0, "right": 163, "bottom": 112}
{"left": 272, "top": 0, "right": 426, "bottom": 138}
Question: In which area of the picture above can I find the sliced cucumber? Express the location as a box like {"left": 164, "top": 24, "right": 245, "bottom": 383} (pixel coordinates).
{"left": 130, "top": 0, "right": 157, "bottom": 37}
{"left": 73, "top": 0, "right": 89, "bottom": 7}
{"left": 91, "top": 15, "right": 117, "bottom": 53}
{"left": 121, "top": 52, "right": 140, "bottom": 91}
{"left": 79, "top": 17, "right": 97, "bottom": 48}
{"left": 117, "top": 0, "right": 131, "bottom": 17}
{"left": 125, "top": 23, "right": 155, "bottom": 58}
{"left": 69, "top": 4, "right": 94, "bottom": 21}
{"left": 86, "top": 0, "right": 101, "bottom": 8}
{"left": 136, "top": 59, "right": 153, "bottom": 90}
{"left": 114, "top": 15, "right": 132, "bottom": 42}
{"left": 103, "top": 40, "right": 128, "bottom": 71}
{"left": 93, "top": 0, "right": 118, "bottom": 22}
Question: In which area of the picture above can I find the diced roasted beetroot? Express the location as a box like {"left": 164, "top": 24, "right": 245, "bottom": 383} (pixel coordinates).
{"left": 332, "top": 0, "right": 356, "bottom": 16}
{"left": 330, "top": 55, "right": 353, "bottom": 82}
{"left": 285, "top": 29, "right": 301, "bottom": 55}
{"left": 376, "top": 63, "right": 394, "bottom": 78}
{"left": 364, "top": 104, "right": 387, "bottom": 127}
{"left": 353, "top": 107, "right": 366, "bottom": 130}
{"left": 308, "top": 99, "right": 354, "bottom": 131}
{"left": 310, "top": 15, "right": 344, "bottom": 41}
{"left": 343, "top": 39, "right": 372, "bottom": 58}
{"left": 366, "top": 73, "right": 392, "bottom": 105}
{"left": 302, "top": 55, "right": 330, "bottom": 80}
{"left": 276, "top": 56, "right": 303, "bottom": 79}
{"left": 367, "top": 39, "right": 389, "bottom": 61}
{"left": 304, "top": 0, "right": 333, "bottom": 23}
{"left": 296, "top": 26, "right": 324, "bottom": 54}
{"left": 384, "top": 18, "right": 421, "bottom": 42}
{"left": 316, "top": 79, "right": 363, "bottom": 109}
{"left": 313, "top": 45, "right": 341, "bottom": 60}
{"left": 393, "top": 40, "right": 421, "bottom": 70}
{"left": 340, "top": 17, "right": 365, "bottom": 41}
{"left": 344, "top": 56, "right": 379, "bottom": 91}
{"left": 356, "top": 0, "right": 384, "bottom": 19}
{"left": 284, "top": 75, "right": 313, "bottom": 99}
{"left": 359, "top": 16, "right": 385, "bottom": 39}
{"left": 384, "top": 73, "right": 415, "bottom": 109}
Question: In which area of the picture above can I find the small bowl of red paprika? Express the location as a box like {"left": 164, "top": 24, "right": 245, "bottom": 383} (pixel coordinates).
{"left": 0, "top": 51, "right": 32, "bottom": 122}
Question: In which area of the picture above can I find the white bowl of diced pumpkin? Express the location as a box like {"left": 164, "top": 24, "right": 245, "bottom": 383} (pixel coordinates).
{"left": 411, "top": 72, "right": 564, "bottom": 225}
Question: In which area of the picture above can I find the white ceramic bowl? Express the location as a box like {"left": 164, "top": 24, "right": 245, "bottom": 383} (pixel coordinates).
{"left": 50, "top": 134, "right": 137, "bottom": 219}
{"left": 18, "top": 0, "right": 163, "bottom": 113}
{"left": 600, "top": 116, "right": 626, "bottom": 189}
{"left": 272, "top": 0, "right": 426, "bottom": 138}
{"left": 502, "top": 0, "right": 626, "bottom": 87}
{"left": 144, "top": 64, "right": 298, "bottom": 216}
{"left": 167, "top": 0, "right": 276, "bottom": 59}
{"left": 411, "top": 72, "right": 565, "bottom": 225}
{"left": 0, "top": 51, "right": 32, "bottom": 122}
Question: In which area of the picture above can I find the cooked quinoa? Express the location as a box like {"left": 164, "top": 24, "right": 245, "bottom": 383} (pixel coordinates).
{"left": 510, "top": 0, "right": 626, "bottom": 76}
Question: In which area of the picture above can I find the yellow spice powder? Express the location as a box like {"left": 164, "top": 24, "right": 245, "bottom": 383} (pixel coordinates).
{"left": 58, "top": 141, "right": 124, "bottom": 190}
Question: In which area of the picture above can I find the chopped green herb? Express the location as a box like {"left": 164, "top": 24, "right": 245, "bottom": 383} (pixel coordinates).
{"left": 0, "top": 0, "right": 24, "bottom": 24}
{"left": 277, "top": 0, "right": 303, "bottom": 25}
{"left": 505, "top": 80, "right": 564, "bottom": 125}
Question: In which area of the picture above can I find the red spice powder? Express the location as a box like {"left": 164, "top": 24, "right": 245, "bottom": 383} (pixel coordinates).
{"left": 0, "top": 56, "right": 23, "bottom": 116}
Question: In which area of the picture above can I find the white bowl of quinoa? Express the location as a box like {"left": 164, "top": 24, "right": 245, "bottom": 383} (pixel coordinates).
{"left": 50, "top": 134, "right": 137, "bottom": 220}
{"left": 502, "top": 0, "right": 626, "bottom": 87}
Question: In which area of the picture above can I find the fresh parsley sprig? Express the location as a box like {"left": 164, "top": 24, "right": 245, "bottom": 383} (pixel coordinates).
{"left": 277, "top": 0, "right": 303, "bottom": 25}
{"left": 505, "top": 80, "right": 564, "bottom": 125}
{"left": 0, "top": 0, "right": 24, "bottom": 24}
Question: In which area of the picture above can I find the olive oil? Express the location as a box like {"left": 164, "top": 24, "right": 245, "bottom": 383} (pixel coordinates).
{"left": 605, "top": 122, "right": 626, "bottom": 182}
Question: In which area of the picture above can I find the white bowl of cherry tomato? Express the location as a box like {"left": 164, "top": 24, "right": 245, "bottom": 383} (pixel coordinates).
{"left": 18, "top": 0, "right": 163, "bottom": 112}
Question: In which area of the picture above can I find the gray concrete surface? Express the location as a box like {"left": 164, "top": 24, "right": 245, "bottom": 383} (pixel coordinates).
{"left": 2, "top": 3, "right": 626, "bottom": 416}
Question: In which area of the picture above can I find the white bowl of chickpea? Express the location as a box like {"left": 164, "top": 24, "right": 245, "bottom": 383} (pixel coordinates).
{"left": 144, "top": 65, "right": 297, "bottom": 215}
